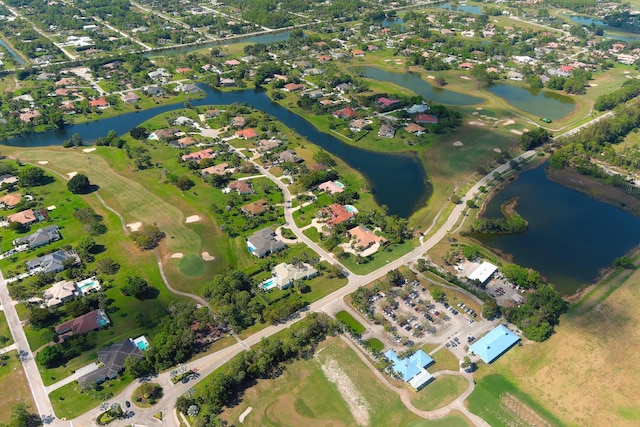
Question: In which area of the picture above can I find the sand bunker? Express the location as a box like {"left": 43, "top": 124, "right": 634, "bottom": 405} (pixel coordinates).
{"left": 202, "top": 252, "right": 215, "bottom": 261}
{"left": 468, "top": 121, "right": 486, "bottom": 126}
{"left": 239, "top": 407, "right": 252, "bottom": 423}
{"left": 185, "top": 215, "right": 201, "bottom": 223}
{"left": 82, "top": 148, "right": 96, "bottom": 153}
{"left": 171, "top": 253, "right": 184, "bottom": 259}
{"left": 47, "top": 205, "right": 56, "bottom": 211}
{"left": 127, "top": 222, "right": 142, "bottom": 231}
{"left": 589, "top": 83, "right": 598, "bottom": 87}
{"left": 510, "top": 130, "right": 523, "bottom": 135}
{"left": 460, "top": 76, "right": 471, "bottom": 80}
{"left": 453, "top": 141, "right": 464, "bottom": 147}
{"left": 427, "top": 75, "right": 435, "bottom": 79}
{"left": 476, "top": 107, "right": 483, "bottom": 111}
{"left": 471, "top": 112, "right": 479, "bottom": 116}
{"left": 493, "top": 148, "right": 502, "bottom": 153}
{"left": 503, "top": 119, "right": 515, "bottom": 126}
{"left": 67, "top": 171, "right": 78, "bottom": 178}
{"left": 38, "top": 161, "right": 48, "bottom": 165}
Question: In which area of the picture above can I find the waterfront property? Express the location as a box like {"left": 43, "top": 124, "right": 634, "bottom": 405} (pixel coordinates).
{"left": 384, "top": 349, "right": 435, "bottom": 390}
{"left": 13, "top": 225, "right": 61, "bottom": 248}
{"left": 246, "top": 228, "right": 286, "bottom": 258}
{"left": 467, "top": 261, "right": 498, "bottom": 285}
{"left": 77, "top": 338, "right": 144, "bottom": 388}
{"left": 55, "top": 309, "right": 110, "bottom": 339}
{"left": 469, "top": 324, "right": 520, "bottom": 364}
{"left": 318, "top": 180, "right": 345, "bottom": 195}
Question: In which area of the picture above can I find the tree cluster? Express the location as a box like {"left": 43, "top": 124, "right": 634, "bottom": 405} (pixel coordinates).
{"left": 73, "top": 207, "right": 107, "bottom": 235}
{"left": 504, "top": 285, "right": 566, "bottom": 341}
{"left": 131, "top": 225, "right": 164, "bottom": 250}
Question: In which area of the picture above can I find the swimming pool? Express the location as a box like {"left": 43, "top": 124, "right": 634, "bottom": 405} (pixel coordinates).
{"left": 345, "top": 205, "right": 358, "bottom": 214}
{"left": 77, "top": 278, "right": 101, "bottom": 294}
{"left": 133, "top": 336, "right": 150, "bottom": 350}
{"left": 334, "top": 181, "right": 345, "bottom": 188}
{"left": 260, "top": 277, "right": 278, "bottom": 291}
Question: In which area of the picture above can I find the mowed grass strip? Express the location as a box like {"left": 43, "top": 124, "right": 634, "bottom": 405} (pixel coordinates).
{"left": 0, "top": 311, "right": 14, "bottom": 347}
{"left": 410, "top": 375, "right": 468, "bottom": 411}
{"left": 0, "top": 350, "right": 36, "bottom": 424}
{"left": 335, "top": 311, "right": 365, "bottom": 335}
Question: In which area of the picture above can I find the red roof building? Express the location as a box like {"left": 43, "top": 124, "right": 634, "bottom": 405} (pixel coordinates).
{"left": 235, "top": 128, "right": 258, "bottom": 140}
{"left": 414, "top": 114, "right": 439, "bottom": 124}
{"left": 377, "top": 97, "right": 401, "bottom": 108}
{"left": 322, "top": 204, "right": 355, "bottom": 228}
{"left": 332, "top": 107, "right": 357, "bottom": 119}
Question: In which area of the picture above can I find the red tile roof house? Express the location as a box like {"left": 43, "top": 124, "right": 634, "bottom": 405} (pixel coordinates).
{"left": 242, "top": 199, "right": 269, "bottom": 217}
{"left": 89, "top": 98, "right": 110, "bottom": 109}
{"left": 228, "top": 180, "right": 254, "bottom": 195}
{"left": 348, "top": 225, "right": 388, "bottom": 250}
{"left": 282, "top": 83, "right": 306, "bottom": 92}
{"left": 352, "top": 49, "right": 365, "bottom": 57}
{"left": 404, "top": 123, "right": 426, "bottom": 135}
{"left": 321, "top": 203, "right": 355, "bottom": 228}
{"left": 182, "top": 149, "right": 216, "bottom": 163}
{"left": 177, "top": 136, "right": 197, "bottom": 148}
{"left": 55, "top": 309, "right": 110, "bottom": 340}
{"left": 19, "top": 110, "right": 40, "bottom": 123}
{"left": 0, "top": 193, "right": 21, "bottom": 208}
{"left": 176, "top": 67, "right": 193, "bottom": 74}
{"left": 235, "top": 128, "right": 258, "bottom": 140}
{"left": 332, "top": 107, "right": 357, "bottom": 119}
{"left": 7, "top": 209, "right": 37, "bottom": 226}
{"left": 414, "top": 114, "right": 439, "bottom": 124}
{"left": 225, "top": 59, "right": 241, "bottom": 67}
{"left": 377, "top": 97, "right": 401, "bottom": 108}
{"left": 231, "top": 116, "right": 246, "bottom": 128}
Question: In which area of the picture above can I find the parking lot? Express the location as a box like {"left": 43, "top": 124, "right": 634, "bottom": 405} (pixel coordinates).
{"left": 456, "top": 261, "right": 525, "bottom": 306}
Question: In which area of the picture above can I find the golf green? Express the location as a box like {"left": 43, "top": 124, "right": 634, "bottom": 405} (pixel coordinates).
{"left": 178, "top": 254, "right": 206, "bottom": 277}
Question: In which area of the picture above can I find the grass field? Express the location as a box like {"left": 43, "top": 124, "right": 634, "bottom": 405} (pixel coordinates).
{"left": 0, "top": 350, "right": 36, "bottom": 424}
{"left": 410, "top": 375, "right": 468, "bottom": 411}
{"left": 220, "top": 337, "right": 470, "bottom": 426}
{"left": 335, "top": 311, "right": 365, "bottom": 335}
{"left": 0, "top": 311, "right": 13, "bottom": 347}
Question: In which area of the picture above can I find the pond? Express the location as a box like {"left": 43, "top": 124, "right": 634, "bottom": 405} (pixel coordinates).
{"left": 3, "top": 84, "right": 430, "bottom": 218}
{"left": 561, "top": 13, "right": 639, "bottom": 42}
{"left": 363, "top": 67, "right": 484, "bottom": 106}
{"left": 0, "top": 38, "right": 25, "bottom": 66}
{"left": 476, "top": 165, "right": 640, "bottom": 295}
{"left": 435, "top": 3, "right": 484, "bottom": 15}
{"left": 486, "top": 84, "right": 575, "bottom": 120}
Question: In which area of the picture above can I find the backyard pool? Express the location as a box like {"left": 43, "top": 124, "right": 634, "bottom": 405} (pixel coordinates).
{"left": 261, "top": 277, "right": 278, "bottom": 291}
{"left": 77, "top": 277, "right": 101, "bottom": 295}
{"left": 345, "top": 205, "right": 359, "bottom": 214}
{"left": 133, "top": 336, "right": 150, "bottom": 350}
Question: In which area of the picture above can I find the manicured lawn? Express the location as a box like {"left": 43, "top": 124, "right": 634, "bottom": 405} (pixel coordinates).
{"left": 410, "top": 375, "right": 468, "bottom": 411}
{"left": 0, "top": 311, "right": 13, "bottom": 347}
{"left": 406, "top": 411, "right": 471, "bottom": 426}
{"left": 430, "top": 348, "right": 461, "bottom": 372}
{"left": 340, "top": 240, "right": 416, "bottom": 275}
{"left": 302, "top": 227, "right": 320, "bottom": 242}
{"left": 0, "top": 350, "right": 36, "bottom": 425}
{"left": 178, "top": 254, "right": 207, "bottom": 277}
{"left": 49, "top": 373, "right": 135, "bottom": 419}
{"left": 364, "top": 337, "right": 384, "bottom": 353}
{"left": 335, "top": 311, "right": 365, "bottom": 335}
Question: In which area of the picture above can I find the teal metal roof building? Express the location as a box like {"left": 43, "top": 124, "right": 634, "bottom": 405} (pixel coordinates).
{"left": 384, "top": 349, "right": 435, "bottom": 389}
{"left": 469, "top": 324, "right": 520, "bottom": 364}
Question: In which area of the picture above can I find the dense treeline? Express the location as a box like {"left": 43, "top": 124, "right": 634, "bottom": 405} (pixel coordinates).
{"left": 594, "top": 80, "right": 640, "bottom": 111}
{"left": 504, "top": 285, "right": 566, "bottom": 341}
{"left": 204, "top": 270, "right": 263, "bottom": 331}
{"left": 471, "top": 214, "right": 527, "bottom": 234}
{"left": 184, "top": 313, "right": 336, "bottom": 425}
{"left": 550, "top": 99, "right": 640, "bottom": 172}
{"left": 501, "top": 264, "right": 546, "bottom": 289}
{"left": 519, "top": 127, "right": 552, "bottom": 150}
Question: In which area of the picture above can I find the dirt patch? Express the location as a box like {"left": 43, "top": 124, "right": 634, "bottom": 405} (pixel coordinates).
{"left": 66, "top": 171, "right": 78, "bottom": 178}
{"left": 239, "top": 406, "right": 252, "bottom": 423}
{"left": 171, "top": 253, "right": 184, "bottom": 259}
{"left": 82, "top": 148, "right": 96, "bottom": 153}
{"left": 546, "top": 167, "right": 640, "bottom": 216}
{"left": 127, "top": 222, "right": 142, "bottom": 231}
{"left": 37, "top": 161, "right": 48, "bottom": 165}
{"left": 501, "top": 393, "right": 552, "bottom": 427}
{"left": 202, "top": 251, "right": 215, "bottom": 261}
{"left": 318, "top": 357, "right": 370, "bottom": 426}
{"left": 185, "top": 215, "right": 201, "bottom": 223}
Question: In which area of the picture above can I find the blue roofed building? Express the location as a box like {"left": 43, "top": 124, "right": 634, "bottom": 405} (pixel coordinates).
{"left": 469, "top": 324, "right": 520, "bottom": 364}
{"left": 384, "top": 349, "right": 435, "bottom": 390}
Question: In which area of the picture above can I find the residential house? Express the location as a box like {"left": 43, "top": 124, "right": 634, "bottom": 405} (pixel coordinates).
{"left": 149, "top": 128, "right": 178, "bottom": 140}
{"left": 318, "top": 180, "right": 345, "bottom": 194}
{"left": 256, "top": 138, "right": 281, "bottom": 153}
{"left": 220, "top": 78, "right": 236, "bottom": 87}
{"left": 241, "top": 199, "right": 268, "bottom": 217}
{"left": 407, "top": 103, "right": 429, "bottom": 114}
{"left": 7, "top": 208, "right": 37, "bottom": 226}
{"left": 13, "top": 225, "right": 61, "bottom": 248}
{"left": 378, "top": 97, "right": 401, "bottom": 108}
{"left": 120, "top": 92, "right": 140, "bottom": 104}
{"left": 275, "top": 149, "right": 301, "bottom": 164}
{"left": 176, "top": 83, "right": 200, "bottom": 94}
{"left": 333, "top": 107, "right": 357, "bottom": 119}
{"left": 235, "top": 128, "right": 258, "bottom": 140}
{"left": 246, "top": 228, "right": 286, "bottom": 257}
{"left": 349, "top": 119, "right": 369, "bottom": 132}
{"left": 306, "top": 90, "right": 324, "bottom": 99}
{"left": 335, "top": 83, "right": 353, "bottom": 94}
{"left": 43, "top": 279, "right": 79, "bottom": 307}
{"left": 317, "top": 55, "right": 331, "bottom": 63}
{"left": 270, "top": 262, "right": 318, "bottom": 290}
{"left": 348, "top": 225, "right": 388, "bottom": 250}
{"left": 181, "top": 149, "right": 216, "bottom": 163}
{"left": 231, "top": 116, "right": 246, "bottom": 128}
{"left": 0, "top": 174, "right": 18, "bottom": 187}
{"left": 26, "top": 250, "right": 80, "bottom": 275}
{"left": 224, "top": 59, "right": 241, "bottom": 67}
{"left": 201, "top": 163, "right": 230, "bottom": 177}
{"left": 177, "top": 136, "right": 196, "bottom": 148}
{"left": 19, "top": 110, "right": 40, "bottom": 122}
{"left": 176, "top": 67, "right": 192, "bottom": 74}
{"left": 404, "top": 123, "right": 425, "bottom": 135}
{"left": 507, "top": 71, "right": 524, "bottom": 81}
{"left": 0, "top": 193, "right": 21, "bottom": 208}
{"left": 227, "top": 180, "right": 254, "bottom": 195}
{"left": 55, "top": 309, "right": 110, "bottom": 338}
{"left": 283, "top": 83, "right": 305, "bottom": 92}
{"left": 414, "top": 114, "right": 438, "bottom": 124}
{"left": 144, "top": 86, "right": 164, "bottom": 96}
{"left": 89, "top": 98, "right": 110, "bottom": 109}
{"left": 352, "top": 49, "right": 365, "bottom": 57}
{"left": 173, "top": 116, "right": 194, "bottom": 126}
{"left": 321, "top": 203, "right": 355, "bottom": 228}
{"left": 78, "top": 338, "right": 144, "bottom": 389}
{"left": 378, "top": 124, "right": 395, "bottom": 138}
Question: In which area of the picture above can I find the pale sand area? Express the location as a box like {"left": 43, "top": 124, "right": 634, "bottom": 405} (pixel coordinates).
{"left": 47, "top": 205, "right": 56, "bottom": 211}
{"left": 493, "top": 148, "right": 502, "bottom": 153}
{"left": 453, "top": 141, "right": 464, "bottom": 147}
{"left": 460, "top": 76, "right": 471, "bottom": 80}
{"left": 202, "top": 252, "right": 215, "bottom": 261}
{"left": 239, "top": 407, "right": 252, "bottom": 423}
{"left": 82, "top": 148, "right": 96, "bottom": 153}
{"left": 185, "top": 215, "right": 201, "bottom": 223}
{"left": 503, "top": 119, "right": 515, "bottom": 126}
{"left": 427, "top": 75, "right": 435, "bottom": 79}
{"left": 38, "top": 161, "right": 48, "bottom": 165}
{"left": 67, "top": 171, "right": 78, "bottom": 178}
{"left": 127, "top": 222, "right": 142, "bottom": 232}
{"left": 171, "top": 253, "right": 184, "bottom": 259}
{"left": 476, "top": 107, "right": 483, "bottom": 111}
{"left": 510, "top": 130, "right": 523, "bottom": 135}
{"left": 468, "top": 121, "right": 485, "bottom": 126}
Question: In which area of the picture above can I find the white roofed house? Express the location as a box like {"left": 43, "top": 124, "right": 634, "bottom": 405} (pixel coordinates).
{"left": 271, "top": 262, "right": 318, "bottom": 290}
{"left": 43, "top": 279, "right": 79, "bottom": 307}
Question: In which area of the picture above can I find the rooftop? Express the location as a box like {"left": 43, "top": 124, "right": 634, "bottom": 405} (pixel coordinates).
{"left": 469, "top": 324, "right": 520, "bottom": 364}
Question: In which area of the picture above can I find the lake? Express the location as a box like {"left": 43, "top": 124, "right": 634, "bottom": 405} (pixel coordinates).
{"left": 363, "top": 67, "right": 484, "bottom": 105}
{"left": 3, "top": 84, "right": 430, "bottom": 218}
{"left": 435, "top": 3, "right": 483, "bottom": 15}
{"left": 476, "top": 165, "right": 640, "bottom": 295}
{"left": 562, "top": 14, "right": 639, "bottom": 42}
{"left": 486, "top": 84, "right": 575, "bottom": 120}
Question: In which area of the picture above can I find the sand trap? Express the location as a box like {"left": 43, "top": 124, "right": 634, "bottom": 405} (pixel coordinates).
{"left": 624, "top": 71, "right": 630, "bottom": 74}
{"left": 82, "top": 148, "right": 96, "bottom": 153}
{"left": 471, "top": 112, "right": 479, "bottom": 116}
{"left": 47, "top": 205, "right": 56, "bottom": 211}
{"left": 38, "top": 161, "right": 48, "bottom": 165}
{"left": 202, "top": 252, "right": 215, "bottom": 261}
{"left": 171, "top": 253, "right": 184, "bottom": 259}
{"left": 476, "top": 107, "right": 483, "bottom": 111}
{"left": 239, "top": 407, "right": 252, "bottom": 423}
{"left": 453, "top": 141, "right": 464, "bottom": 146}
{"left": 589, "top": 83, "right": 598, "bottom": 87}
{"left": 493, "top": 148, "right": 502, "bottom": 153}
{"left": 427, "top": 75, "right": 435, "bottom": 79}
{"left": 503, "top": 119, "right": 515, "bottom": 126}
{"left": 460, "top": 76, "right": 471, "bottom": 80}
{"left": 127, "top": 222, "right": 142, "bottom": 231}
{"left": 468, "top": 121, "right": 485, "bottom": 126}
{"left": 67, "top": 171, "right": 78, "bottom": 178}
{"left": 185, "top": 215, "right": 201, "bottom": 223}
{"left": 510, "top": 130, "right": 523, "bottom": 135}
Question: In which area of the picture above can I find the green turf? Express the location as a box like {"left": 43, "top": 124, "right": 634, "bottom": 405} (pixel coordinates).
{"left": 364, "top": 337, "right": 384, "bottom": 353}
{"left": 178, "top": 254, "right": 207, "bottom": 277}
{"left": 335, "top": 311, "right": 365, "bottom": 334}
{"left": 0, "top": 311, "right": 13, "bottom": 347}
{"left": 410, "top": 375, "right": 468, "bottom": 411}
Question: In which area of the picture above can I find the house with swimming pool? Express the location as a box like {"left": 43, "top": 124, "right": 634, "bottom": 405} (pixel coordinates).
{"left": 78, "top": 336, "right": 147, "bottom": 389}
{"left": 247, "top": 228, "right": 286, "bottom": 258}
{"left": 55, "top": 309, "right": 110, "bottom": 339}
{"left": 261, "top": 262, "right": 318, "bottom": 291}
